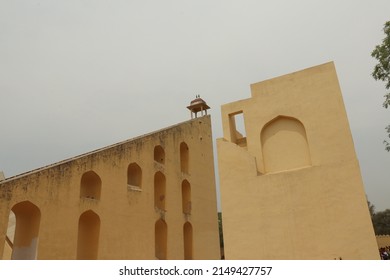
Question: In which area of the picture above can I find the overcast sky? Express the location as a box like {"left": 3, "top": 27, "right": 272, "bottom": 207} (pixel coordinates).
{"left": 1, "top": 0, "right": 389, "bottom": 211}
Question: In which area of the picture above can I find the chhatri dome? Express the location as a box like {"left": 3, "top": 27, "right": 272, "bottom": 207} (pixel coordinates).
{"left": 187, "top": 95, "right": 210, "bottom": 119}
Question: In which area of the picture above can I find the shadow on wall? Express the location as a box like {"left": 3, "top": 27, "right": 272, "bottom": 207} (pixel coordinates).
{"left": 6, "top": 201, "right": 41, "bottom": 260}
{"left": 261, "top": 116, "right": 311, "bottom": 173}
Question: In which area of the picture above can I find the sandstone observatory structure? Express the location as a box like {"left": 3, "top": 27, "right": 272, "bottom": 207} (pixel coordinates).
{"left": 1, "top": 62, "right": 379, "bottom": 260}
{"left": 217, "top": 62, "right": 379, "bottom": 260}
{"left": 1, "top": 114, "right": 220, "bottom": 260}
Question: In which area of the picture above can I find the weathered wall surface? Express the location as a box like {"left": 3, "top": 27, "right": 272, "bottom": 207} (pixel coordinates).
{"left": 217, "top": 62, "right": 379, "bottom": 259}
{"left": 0, "top": 115, "right": 220, "bottom": 260}
{"left": 377, "top": 235, "right": 390, "bottom": 249}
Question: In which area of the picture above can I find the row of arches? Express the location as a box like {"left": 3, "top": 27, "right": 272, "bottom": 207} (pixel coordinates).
{"left": 154, "top": 142, "right": 190, "bottom": 174}
{"left": 80, "top": 142, "right": 190, "bottom": 200}
{"left": 79, "top": 170, "right": 191, "bottom": 214}
{"left": 3, "top": 201, "right": 98, "bottom": 260}
{"left": 155, "top": 220, "right": 193, "bottom": 260}
{"left": 4, "top": 201, "right": 193, "bottom": 260}
{"left": 154, "top": 173, "right": 191, "bottom": 215}
{"left": 3, "top": 142, "right": 193, "bottom": 259}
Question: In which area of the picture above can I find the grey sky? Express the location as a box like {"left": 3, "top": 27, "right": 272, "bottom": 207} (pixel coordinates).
{"left": 1, "top": 0, "right": 389, "bottom": 211}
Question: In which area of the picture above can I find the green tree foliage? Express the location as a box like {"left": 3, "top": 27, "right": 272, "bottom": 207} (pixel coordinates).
{"left": 372, "top": 21, "right": 390, "bottom": 107}
{"left": 371, "top": 21, "right": 390, "bottom": 151}
{"left": 367, "top": 199, "right": 390, "bottom": 235}
{"left": 372, "top": 209, "right": 390, "bottom": 235}
{"left": 217, "top": 212, "right": 225, "bottom": 259}
{"left": 385, "top": 125, "right": 390, "bottom": 151}
{"left": 367, "top": 199, "right": 376, "bottom": 218}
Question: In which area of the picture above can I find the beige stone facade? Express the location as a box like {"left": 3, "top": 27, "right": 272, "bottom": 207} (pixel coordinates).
{"left": 0, "top": 115, "right": 220, "bottom": 260}
{"left": 217, "top": 62, "right": 379, "bottom": 259}
{"left": 377, "top": 235, "right": 390, "bottom": 249}
{"left": 1, "top": 62, "right": 381, "bottom": 261}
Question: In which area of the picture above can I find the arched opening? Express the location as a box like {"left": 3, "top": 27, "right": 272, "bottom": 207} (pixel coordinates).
{"left": 183, "top": 222, "right": 193, "bottom": 260}
{"left": 77, "top": 210, "right": 100, "bottom": 260}
{"left": 182, "top": 180, "right": 191, "bottom": 214}
{"left": 80, "top": 171, "right": 102, "bottom": 200}
{"left": 180, "top": 142, "right": 189, "bottom": 174}
{"left": 10, "top": 201, "right": 41, "bottom": 260}
{"left": 127, "top": 163, "right": 142, "bottom": 189}
{"left": 261, "top": 116, "right": 311, "bottom": 173}
{"left": 155, "top": 219, "right": 167, "bottom": 260}
{"left": 154, "top": 172, "right": 166, "bottom": 211}
{"left": 154, "top": 145, "right": 165, "bottom": 164}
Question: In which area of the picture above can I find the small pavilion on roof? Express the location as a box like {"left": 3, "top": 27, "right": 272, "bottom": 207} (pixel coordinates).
{"left": 187, "top": 95, "right": 210, "bottom": 119}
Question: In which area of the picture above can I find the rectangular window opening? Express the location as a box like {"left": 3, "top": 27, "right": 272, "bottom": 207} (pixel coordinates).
{"left": 229, "top": 111, "right": 247, "bottom": 147}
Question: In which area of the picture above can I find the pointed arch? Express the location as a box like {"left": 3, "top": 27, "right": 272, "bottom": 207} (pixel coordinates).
{"left": 181, "top": 180, "right": 191, "bottom": 214}
{"left": 180, "top": 142, "right": 189, "bottom": 174}
{"left": 10, "top": 201, "right": 41, "bottom": 260}
{"left": 77, "top": 210, "right": 100, "bottom": 260}
{"left": 127, "top": 163, "right": 142, "bottom": 189}
{"left": 183, "top": 222, "right": 193, "bottom": 260}
{"left": 154, "top": 145, "right": 165, "bottom": 164}
{"left": 155, "top": 219, "right": 167, "bottom": 260}
{"left": 261, "top": 116, "right": 311, "bottom": 173}
{"left": 80, "top": 170, "right": 101, "bottom": 200}
{"left": 154, "top": 172, "right": 166, "bottom": 211}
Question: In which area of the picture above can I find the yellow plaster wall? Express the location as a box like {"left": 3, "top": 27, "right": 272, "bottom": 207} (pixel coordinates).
{"left": 217, "top": 62, "right": 379, "bottom": 259}
{"left": 0, "top": 115, "right": 220, "bottom": 260}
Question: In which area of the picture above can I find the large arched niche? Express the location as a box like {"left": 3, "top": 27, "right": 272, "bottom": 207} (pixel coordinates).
{"left": 77, "top": 210, "right": 100, "bottom": 260}
{"left": 80, "top": 170, "right": 102, "bottom": 200}
{"left": 154, "top": 171, "right": 166, "bottom": 211}
{"left": 183, "top": 222, "right": 193, "bottom": 260}
{"left": 180, "top": 142, "right": 189, "bottom": 174}
{"left": 261, "top": 116, "right": 311, "bottom": 173}
{"left": 10, "top": 201, "right": 41, "bottom": 260}
{"left": 155, "top": 219, "right": 167, "bottom": 260}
